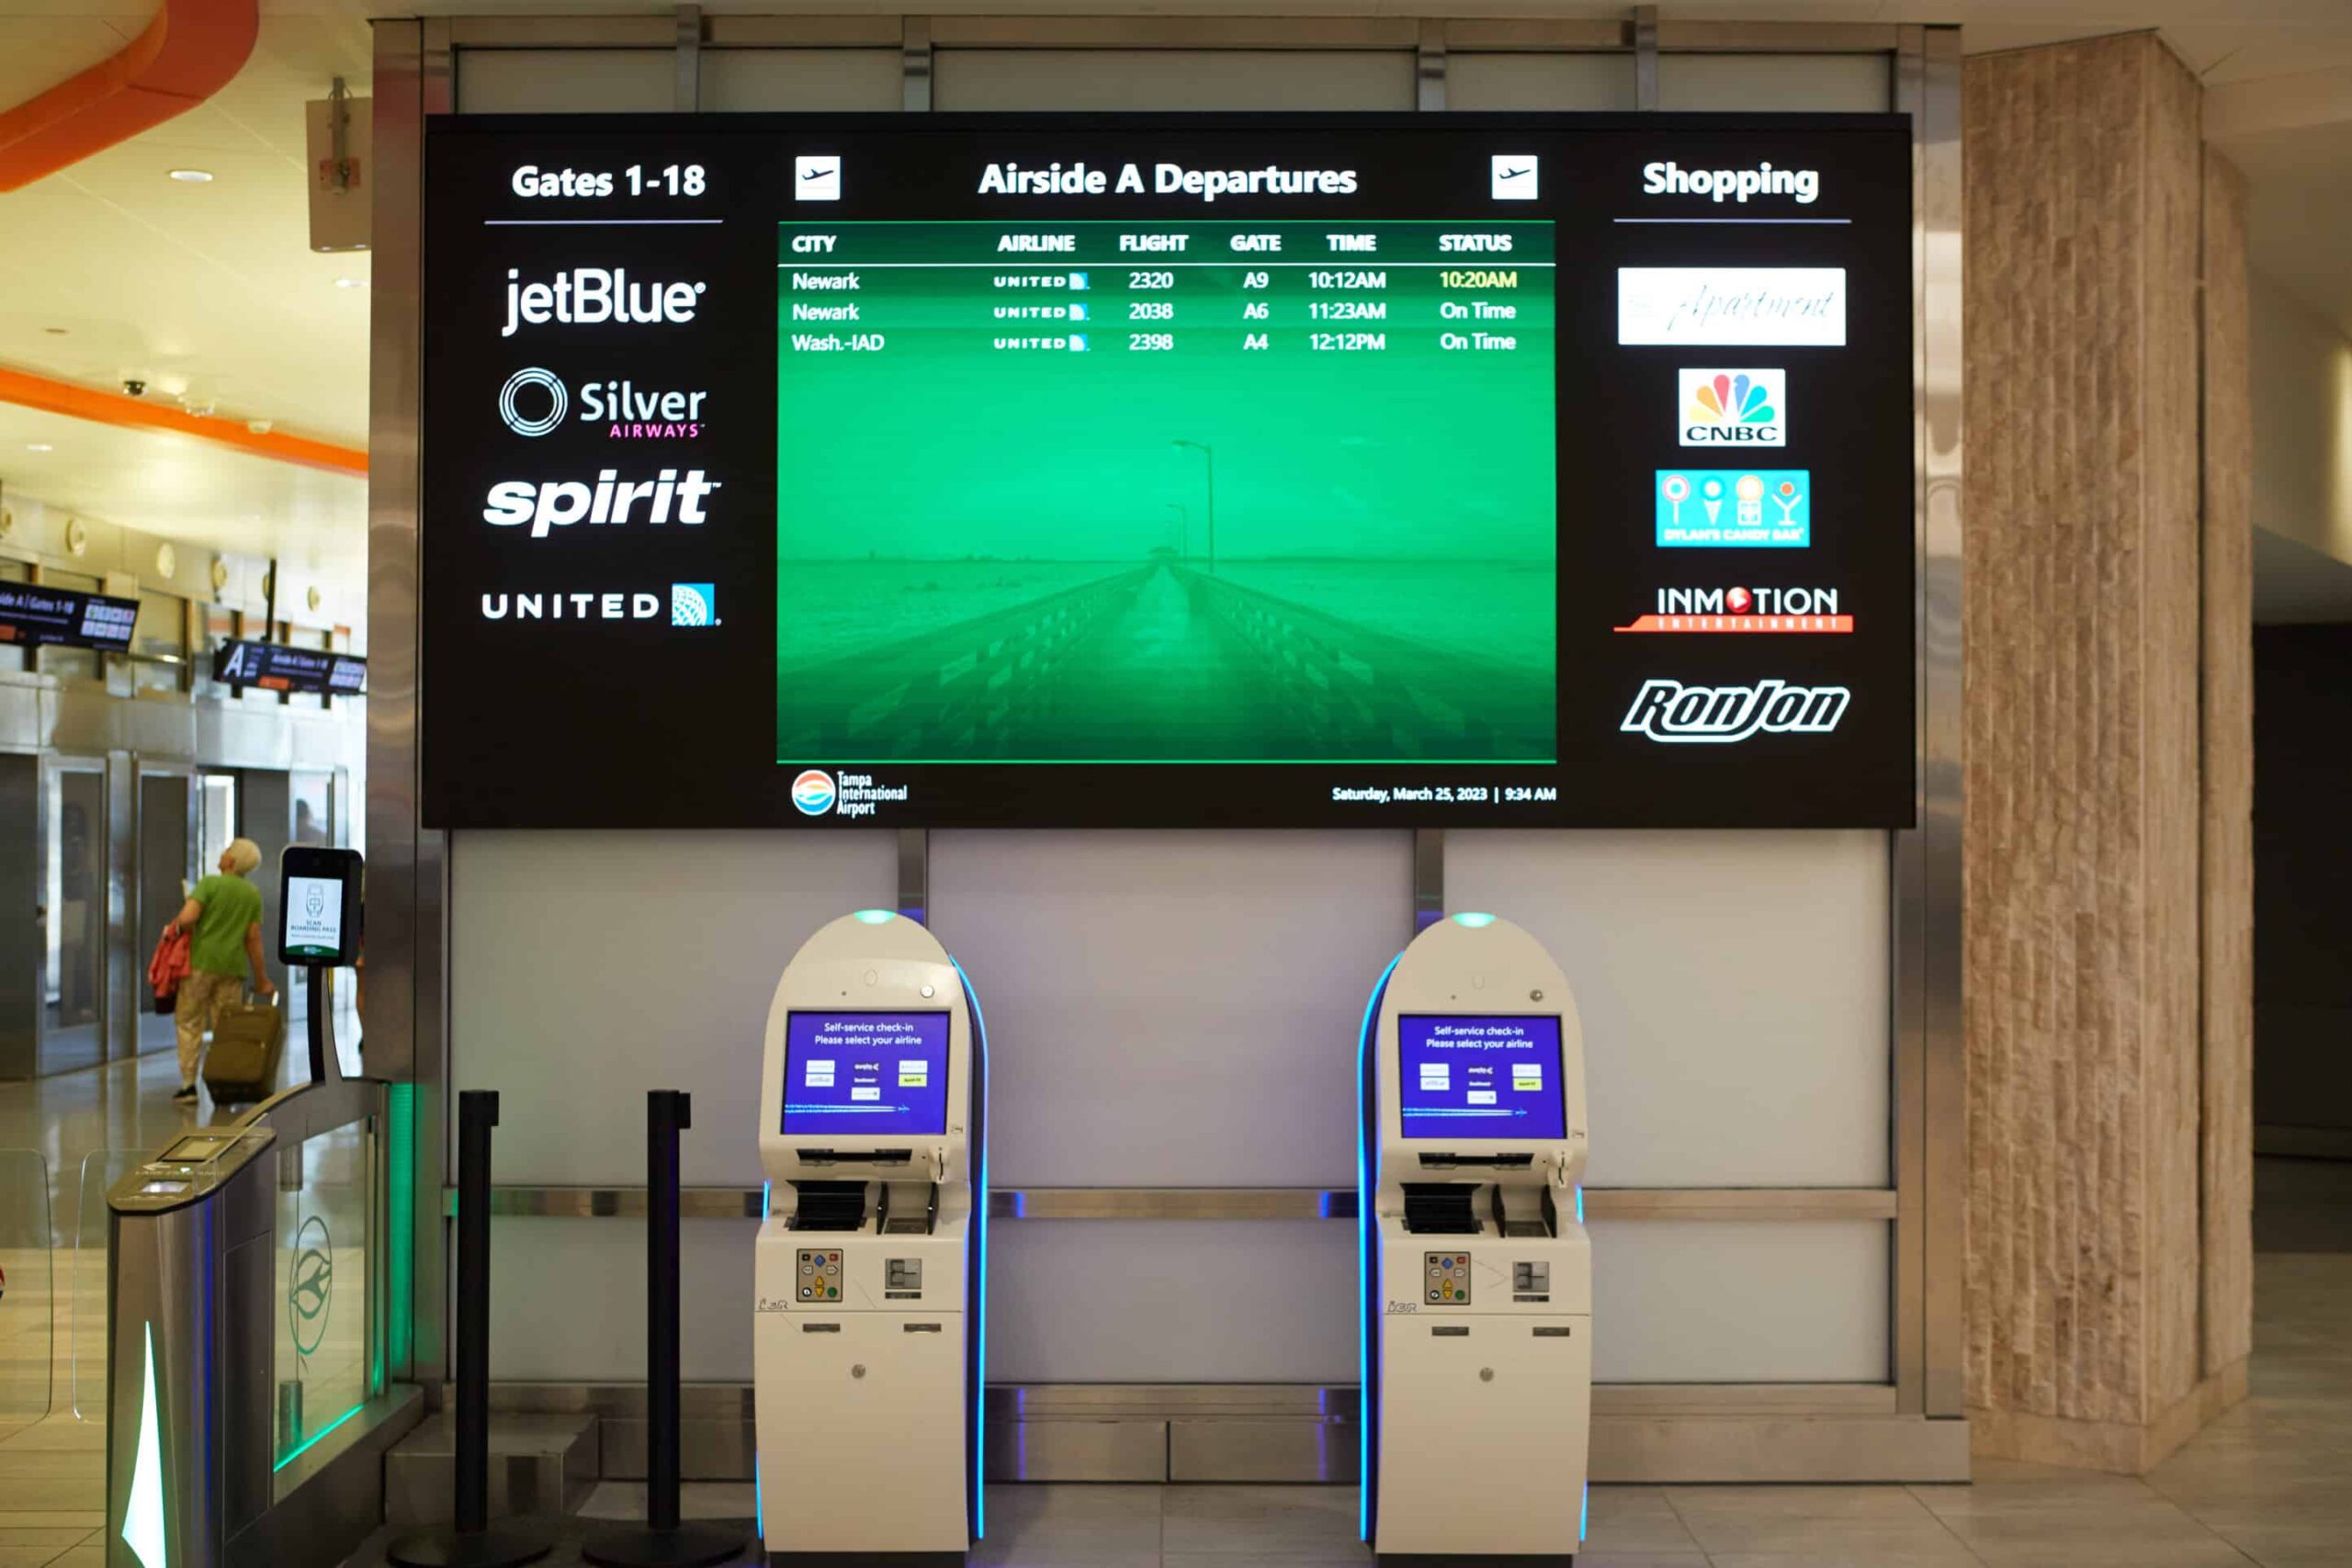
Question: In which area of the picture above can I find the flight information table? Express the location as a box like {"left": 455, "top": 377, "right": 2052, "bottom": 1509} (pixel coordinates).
{"left": 776, "top": 219, "right": 1555, "bottom": 360}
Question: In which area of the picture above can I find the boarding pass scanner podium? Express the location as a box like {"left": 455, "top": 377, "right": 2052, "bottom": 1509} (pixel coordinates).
{"left": 1359, "top": 913, "right": 1591, "bottom": 1565}
{"left": 754, "top": 910, "right": 988, "bottom": 1565}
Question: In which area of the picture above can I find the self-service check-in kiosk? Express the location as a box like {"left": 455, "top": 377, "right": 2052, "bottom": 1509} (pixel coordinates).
{"left": 1359, "top": 912, "right": 1591, "bottom": 1564}
{"left": 754, "top": 910, "right": 988, "bottom": 1564}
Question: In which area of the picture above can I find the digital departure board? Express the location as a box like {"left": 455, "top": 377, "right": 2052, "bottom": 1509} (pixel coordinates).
{"left": 0, "top": 582, "right": 136, "bottom": 652}
{"left": 211, "top": 640, "right": 367, "bottom": 695}
{"left": 423, "top": 114, "right": 1915, "bottom": 829}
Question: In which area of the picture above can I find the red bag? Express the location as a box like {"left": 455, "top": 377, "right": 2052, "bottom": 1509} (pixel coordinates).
{"left": 147, "top": 926, "right": 190, "bottom": 1015}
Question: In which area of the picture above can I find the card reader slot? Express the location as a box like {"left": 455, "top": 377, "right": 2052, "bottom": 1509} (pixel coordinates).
{"left": 1402, "top": 1183, "right": 1481, "bottom": 1235}
{"left": 792, "top": 1147, "right": 915, "bottom": 1167}
{"left": 1414, "top": 1153, "right": 1535, "bottom": 1170}
{"left": 787, "top": 1179, "right": 869, "bottom": 1232}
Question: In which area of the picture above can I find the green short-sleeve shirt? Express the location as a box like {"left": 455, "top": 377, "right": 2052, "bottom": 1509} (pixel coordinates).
{"left": 188, "top": 874, "right": 263, "bottom": 977}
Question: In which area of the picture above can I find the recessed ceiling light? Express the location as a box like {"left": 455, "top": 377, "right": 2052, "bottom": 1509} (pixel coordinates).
{"left": 27, "top": 443, "right": 53, "bottom": 453}
{"left": 334, "top": 276, "right": 364, "bottom": 288}
{"left": 167, "top": 168, "right": 213, "bottom": 183}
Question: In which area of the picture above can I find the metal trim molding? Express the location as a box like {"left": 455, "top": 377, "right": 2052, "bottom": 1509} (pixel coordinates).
{"left": 447, "top": 1183, "right": 1899, "bottom": 1222}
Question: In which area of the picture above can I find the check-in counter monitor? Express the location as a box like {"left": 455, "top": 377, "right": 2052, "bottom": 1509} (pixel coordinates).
{"left": 755, "top": 910, "right": 988, "bottom": 1563}
{"left": 1359, "top": 913, "right": 1591, "bottom": 1564}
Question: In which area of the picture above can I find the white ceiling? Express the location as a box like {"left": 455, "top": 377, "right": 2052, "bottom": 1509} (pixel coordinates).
{"left": 0, "top": 0, "right": 2347, "bottom": 617}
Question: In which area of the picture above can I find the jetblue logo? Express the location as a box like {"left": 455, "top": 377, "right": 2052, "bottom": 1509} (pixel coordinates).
{"left": 502, "top": 267, "right": 706, "bottom": 337}
{"left": 791, "top": 770, "right": 837, "bottom": 816}
{"left": 672, "top": 583, "right": 716, "bottom": 626}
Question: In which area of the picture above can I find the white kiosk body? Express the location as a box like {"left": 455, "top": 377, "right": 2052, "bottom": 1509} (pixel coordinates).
{"left": 754, "top": 910, "right": 988, "bottom": 1564}
{"left": 1360, "top": 913, "right": 1591, "bottom": 1564}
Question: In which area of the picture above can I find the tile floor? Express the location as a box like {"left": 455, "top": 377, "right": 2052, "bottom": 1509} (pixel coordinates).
{"left": 5, "top": 1054, "right": 2350, "bottom": 1568}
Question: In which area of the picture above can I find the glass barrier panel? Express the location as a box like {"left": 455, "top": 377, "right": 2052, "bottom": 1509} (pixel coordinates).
{"left": 0, "top": 1149, "right": 54, "bottom": 1435}
{"left": 71, "top": 1149, "right": 147, "bottom": 1420}
{"left": 274, "top": 1116, "right": 375, "bottom": 1469}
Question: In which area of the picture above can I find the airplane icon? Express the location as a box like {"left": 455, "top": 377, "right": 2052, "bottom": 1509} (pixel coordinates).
{"left": 795, "top": 155, "right": 841, "bottom": 200}
{"left": 1491, "top": 154, "right": 1539, "bottom": 200}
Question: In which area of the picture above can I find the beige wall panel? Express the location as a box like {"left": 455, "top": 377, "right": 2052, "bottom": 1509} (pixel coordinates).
{"left": 1657, "top": 53, "right": 1890, "bottom": 113}
{"left": 1446, "top": 52, "right": 1633, "bottom": 112}
{"left": 2199, "top": 150, "right": 2256, "bottom": 1379}
{"left": 458, "top": 50, "right": 674, "bottom": 114}
{"left": 933, "top": 49, "right": 1414, "bottom": 111}
{"left": 702, "top": 49, "right": 903, "bottom": 112}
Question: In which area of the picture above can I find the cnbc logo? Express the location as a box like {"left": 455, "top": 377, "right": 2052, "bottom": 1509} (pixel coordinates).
{"left": 1679, "top": 369, "right": 1784, "bottom": 446}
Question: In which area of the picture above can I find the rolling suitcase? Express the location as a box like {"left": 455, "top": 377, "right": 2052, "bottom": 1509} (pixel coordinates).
{"left": 203, "top": 989, "right": 286, "bottom": 1106}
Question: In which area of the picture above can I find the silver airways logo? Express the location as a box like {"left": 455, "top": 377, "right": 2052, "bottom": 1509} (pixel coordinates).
{"left": 482, "top": 469, "right": 719, "bottom": 538}
{"left": 499, "top": 368, "right": 567, "bottom": 436}
{"left": 499, "top": 368, "right": 708, "bottom": 439}
{"left": 1620, "top": 678, "right": 1849, "bottom": 743}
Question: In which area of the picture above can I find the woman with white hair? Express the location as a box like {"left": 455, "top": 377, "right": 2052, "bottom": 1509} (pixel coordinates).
{"left": 164, "top": 838, "right": 277, "bottom": 1102}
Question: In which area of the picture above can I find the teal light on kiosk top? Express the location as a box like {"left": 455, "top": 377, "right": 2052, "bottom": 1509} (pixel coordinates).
{"left": 852, "top": 908, "right": 897, "bottom": 925}
{"left": 1450, "top": 911, "right": 1498, "bottom": 928}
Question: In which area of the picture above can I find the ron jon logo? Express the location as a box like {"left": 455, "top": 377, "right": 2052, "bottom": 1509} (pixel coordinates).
{"left": 1621, "top": 678, "right": 1849, "bottom": 744}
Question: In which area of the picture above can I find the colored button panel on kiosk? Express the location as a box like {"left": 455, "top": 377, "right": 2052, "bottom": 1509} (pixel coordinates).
{"left": 797, "top": 1248, "right": 843, "bottom": 1302}
{"left": 1426, "top": 1251, "right": 1473, "bottom": 1304}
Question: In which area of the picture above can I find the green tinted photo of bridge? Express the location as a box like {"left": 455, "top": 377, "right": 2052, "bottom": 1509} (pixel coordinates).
{"left": 775, "top": 220, "right": 1557, "bottom": 764}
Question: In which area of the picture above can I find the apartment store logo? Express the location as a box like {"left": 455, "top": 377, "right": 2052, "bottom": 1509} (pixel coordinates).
{"left": 1616, "top": 586, "right": 1850, "bottom": 633}
{"left": 498, "top": 368, "right": 709, "bottom": 439}
{"left": 1619, "top": 268, "right": 1845, "bottom": 347}
{"left": 1679, "top": 370, "right": 1784, "bottom": 446}
{"left": 1621, "top": 678, "right": 1850, "bottom": 743}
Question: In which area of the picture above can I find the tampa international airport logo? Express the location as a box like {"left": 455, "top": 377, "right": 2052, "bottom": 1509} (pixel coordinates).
{"left": 289, "top": 1214, "right": 333, "bottom": 1358}
{"left": 791, "top": 769, "right": 837, "bottom": 816}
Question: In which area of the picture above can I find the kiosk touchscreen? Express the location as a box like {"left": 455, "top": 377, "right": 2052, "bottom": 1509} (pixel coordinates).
{"left": 754, "top": 910, "right": 988, "bottom": 1564}
{"left": 1359, "top": 913, "right": 1591, "bottom": 1564}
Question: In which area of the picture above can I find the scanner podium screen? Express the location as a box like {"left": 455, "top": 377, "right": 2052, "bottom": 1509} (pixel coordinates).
{"left": 1396, "top": 1015, "right": 1566, "bottom": 1141}
{"left": 781, "top": 1010, "right": 953, "bottom": 1137}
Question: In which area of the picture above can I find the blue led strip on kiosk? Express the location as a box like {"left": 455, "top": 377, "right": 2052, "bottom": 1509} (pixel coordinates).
{"left": 954, "top": 957, "right": 990, "bottom": 1543}
{"left": 1355, "top": 952, "right": 1402, "bottom": 1544}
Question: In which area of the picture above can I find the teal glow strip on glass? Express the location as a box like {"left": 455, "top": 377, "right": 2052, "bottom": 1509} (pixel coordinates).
{"left": 123, "top": 1323, "right": 167, "bottom": 1568}
{"left": 386, "top": 1082, "right": 415, "bottom": 1387}
{"left": 272, "top": 1403, "right": 362, "bottom": 1473}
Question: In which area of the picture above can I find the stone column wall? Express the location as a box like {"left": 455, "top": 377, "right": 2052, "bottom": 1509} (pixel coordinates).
{"left": 1962, "top": 29, "right": 2254, "bottom": 1473}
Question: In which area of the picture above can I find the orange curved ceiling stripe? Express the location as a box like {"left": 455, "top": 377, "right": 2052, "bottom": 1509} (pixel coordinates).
{"left": 0, "top": 0, "right": 259, "bottom": 193}
{"left": 0, "top": 367, "right": 367, "bottom": 477}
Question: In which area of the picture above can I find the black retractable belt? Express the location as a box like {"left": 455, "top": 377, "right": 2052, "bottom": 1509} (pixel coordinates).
{"left": 582, "top": 1092, "right": 747, "bottom": 1568}
{"left": 389, "top": 1091, "right": 555, "bottom": 1568}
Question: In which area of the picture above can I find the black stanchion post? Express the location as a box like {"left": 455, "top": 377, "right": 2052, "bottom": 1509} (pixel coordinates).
{"left": 390, "top": 1091, "right": 553, "bottom": 1568}
{"left": 585, "top": 1092, "right": 745, "bottom": 1568}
